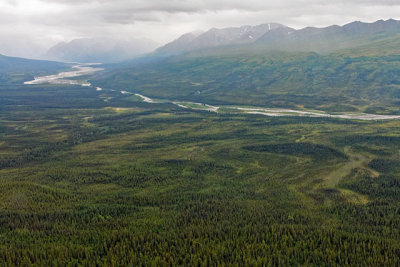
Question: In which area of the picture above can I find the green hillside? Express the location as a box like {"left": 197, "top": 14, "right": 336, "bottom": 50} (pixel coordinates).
{"left": 332, "top": 34, "right": 400, "bottom": 57}
{"left": 93, "top": 44, "right": 400, "bottom": 114}
{"left": 1, "top": 25, "right": 400, "bottom": 265}
{"left": 0, "top": 54, "right": 68, "bottom": 84}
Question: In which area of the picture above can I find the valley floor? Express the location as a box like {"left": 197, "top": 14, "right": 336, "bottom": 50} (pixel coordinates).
{"left": 0, "top": 80, "right": 399, "bottom": 265}
{"left": 0, "top": 81, "right": 400, "bottom": 266}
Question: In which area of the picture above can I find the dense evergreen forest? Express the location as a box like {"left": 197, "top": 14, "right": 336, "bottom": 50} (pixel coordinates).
{"left": 0, "top": 75, "right": 399, "bottom": 265}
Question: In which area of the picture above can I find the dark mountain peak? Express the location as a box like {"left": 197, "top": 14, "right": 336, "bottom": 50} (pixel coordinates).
{"left": 300, "top": 24, "right": 340, "bottom": 32}
{"left": 173, "top": 32, "right": 200, "bottom": 42}
{"left": 155, "top": 23, "right": 288, "bottom": 55}
{"left": 342, "top": 18, "right": 400, "bottom": 35}
{"left": 155, "top": 32, "right": 201, "bottom": 55}
{"left": 256, "top": 25, "right": 296, "bottom": 42}
{"left": 375, "top": 18, "right": 400, "bottom": 24}
{"left": 192, "top": 23, "right": 278, "bottom": 48}
{"left": 386, "top": 18, "right": 400, "bottom": 24}
{"left": 344, "top": 18, "right": 399, "bottom": 27}
{"left": 154, "top": 19, "right": 400, "bottom": 57}
{"left": 342, "top": 20, "right": 369, "bottom": 30}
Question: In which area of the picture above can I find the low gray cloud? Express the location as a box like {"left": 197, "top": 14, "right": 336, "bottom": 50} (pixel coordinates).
{"left": 1, "top": 0, "right": 400, "bottom": 58}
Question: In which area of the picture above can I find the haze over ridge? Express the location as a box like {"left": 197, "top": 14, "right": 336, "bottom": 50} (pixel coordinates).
{"left": 1, "top": 0, "right": 400, "bottom": 58}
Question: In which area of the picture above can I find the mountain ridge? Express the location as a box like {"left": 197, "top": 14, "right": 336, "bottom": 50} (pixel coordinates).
{"left": 154, "top": 19, "right": 400, "bottom": 56}
{"left": 92, "top": 20, "right": 400, "bottom": 115}
{"left": 155, "top": 23, "right": 285, "bottom": 56}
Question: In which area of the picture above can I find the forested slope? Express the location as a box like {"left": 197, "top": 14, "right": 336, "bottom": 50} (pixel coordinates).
{"left": 0, "top": 77, "right": 399, "bottom": 265}
{"left": 93, "top": 45, "right": 400, "bottom": 114}
{"left": 0, "top": 54, "right": 68, "bottom": 84}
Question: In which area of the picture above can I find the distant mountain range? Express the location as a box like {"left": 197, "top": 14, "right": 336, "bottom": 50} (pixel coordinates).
{"left": 43, "top": 37, "right": 159, "bottom": 63}
{"left": 155, "top": 23, "right": 283, "bottom": 56}
{"left": 2, "top": 19, "right": 398, "bottom": 63}
{"left": 93, "top": 19, "right": 400, "bottom": 114}
{"left": 155, "top": 19, "right": 400, "bottom": 56}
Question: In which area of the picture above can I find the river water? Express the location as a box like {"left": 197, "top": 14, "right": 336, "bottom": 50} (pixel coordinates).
{"left": 24, "top": 63, "right": 103, "bottom": 86}
{"left": 23, "top": 64, "right": 400, "bottom": 121}
{"left": 235, "top": 107, "right": 400, "bottom": 121}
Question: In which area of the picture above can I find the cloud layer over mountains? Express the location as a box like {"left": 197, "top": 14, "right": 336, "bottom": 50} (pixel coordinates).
{"left": 1, "top": 0, "right": 400, "bottom": 58}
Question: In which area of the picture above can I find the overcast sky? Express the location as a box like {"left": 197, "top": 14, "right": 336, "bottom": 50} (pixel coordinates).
{"left": 1, "top": 0, "right": 400, "bottom": 58}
